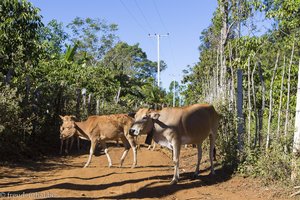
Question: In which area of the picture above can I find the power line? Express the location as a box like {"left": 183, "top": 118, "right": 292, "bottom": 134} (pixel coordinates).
{"left": 152, "top": 0, "right": 178, "bottom": 86}
{"left": 134, "top": 0, "right": 154, "bottom": 32}
{"left": 119, "top": 0, "right": 148, "bottom": 34}
{"left": 152, "top": 0, "right": 168, "bottom": 33}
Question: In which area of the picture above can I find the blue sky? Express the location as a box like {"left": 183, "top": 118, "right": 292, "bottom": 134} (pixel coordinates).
{"left": 28, "top": 0, "right": 218, "bottom": 90}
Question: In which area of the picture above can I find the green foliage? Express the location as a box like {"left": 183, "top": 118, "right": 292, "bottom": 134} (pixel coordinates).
{"left": 165, "top": 81, "right": 181, "bottom": 107}
{"left": 214, "top": 101, "right": 239, "bottom": 170}
{"left": 102, "top": 42, "right": 165, "bottom": 80}
{"left": 238, "top": 143, "right": 298, "bottom": 185}
{"left": 0, "top": 0, "right": 170, "bottom": 160}
{"left": 0, "top": 0, "right": 43, "bottom": 80}
{"left": 67, "top": 17, "right": 119, "bottom": 64}
{"left": 263, "top": 0, "right": 300, "bottom": 31}
{"left": 64, "top": 42, "right": 78, "bottom": 62}
{"left": 140, "top": 78, "right": 167, "bottom": 107}
{"left": 0, "top": 84, "right": 23, "bottom": 134}
{"left": 182, "top": 0, "right": 300, "bottom": 186}
{"left": 0, "top": 83, "right": 34, "bottom": 159}
{"left": 40, "top": 19, "right": 68, "bottom": 57}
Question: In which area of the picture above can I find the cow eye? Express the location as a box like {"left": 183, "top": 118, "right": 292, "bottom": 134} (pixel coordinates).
{"left": 142, "top": 116, "right": 148, "bottom": 120}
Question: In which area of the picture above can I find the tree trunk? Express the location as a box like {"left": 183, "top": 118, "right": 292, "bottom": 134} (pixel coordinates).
{"left": 252, "top": 63, "right": 258, "bottom": 147}
{"left": 266, "top": 52, "right": 279, "bottom": 150}
{"left": 115, "top": 87, "right": 121, "bottom": 104}
{"left": 247, "top": 57, "right": 251, "bottom": 147}
{"left": 291, "top": 59, "right": 300, "bottom": 182}
{"left": 82, "top": 89, "right": 87, "bottom": 117}
{"left": 229, "top": 42, "right": 235, "bottom": 111}
{"left": 96, "top": 99, "right": 100, "bottom": 115}
{"left": 284, "top": 42, "right": 295, "bottom": 153}
{"left": 216, "top": 47, "right": 219, "bottom": 98}
{"left": 220, "top": 0, "right": 229, "bottom": 99}
{"left": 276, "top": 56, "right": 286, "bottom": 138}
{"left": 76, "top": 88, "right": 81, "bottom": 118}
{"left": 258, "top": 62, "right": 265, "bottom": 147}
{"left": 88, "top": 93, "right": 92, "bottom": 115}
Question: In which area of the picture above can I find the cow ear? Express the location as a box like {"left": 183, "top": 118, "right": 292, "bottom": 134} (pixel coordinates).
{"left": 128, "top": 112, "right": 136, "bottom": 118}
{"left": 71, "top": 115, "right": 77, "bottom": 121}
{"left": 150, "top": 112, "right": 160, "bottom": 120}
{"left": 59, "top": 115, "right": 64, "bottom": 120}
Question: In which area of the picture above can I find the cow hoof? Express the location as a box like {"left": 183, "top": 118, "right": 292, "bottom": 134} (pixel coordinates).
{"left": 131, "top": 164, "right": 137, "bottom": 169}
{"left": 83, "top": 165, "right": 88, "bottom": 168}
{"left": 170, "top": 179, "right": 178, "bottom": 185}
{"left": 108, "top": 165, "right": 112, "bottom": 168}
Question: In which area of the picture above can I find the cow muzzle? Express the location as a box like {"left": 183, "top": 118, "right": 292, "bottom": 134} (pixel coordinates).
{"left": 129, "top": 128, "right": 139, "bottom": 136}
{"left": 60, "top": 133, "right": 70, "bottom": 140}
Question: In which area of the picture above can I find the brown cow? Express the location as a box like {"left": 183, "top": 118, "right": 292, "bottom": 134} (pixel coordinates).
{"left": 59, "top": 136, "right": 80, "bottom": 154}
{"left": 129, "top": 104, "right": 219, "bottom": 184}
{"left": 59, "top": 115, "right": 82, "bottom": 154}
{"left": 59, "top": 114, "right": 137, "bottom": 168}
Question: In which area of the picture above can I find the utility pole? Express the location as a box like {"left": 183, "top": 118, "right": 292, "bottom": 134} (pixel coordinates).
{"left": 149, "top": 33, "right": 169, "bottom": 87}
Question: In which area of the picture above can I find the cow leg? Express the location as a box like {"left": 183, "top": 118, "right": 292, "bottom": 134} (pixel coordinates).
{"left": 213, "top": 147, "right": 217, "bottom": 161}
{"left": 65, "top": 138, "right": 69, "bottom": 154}
{"left": 193, "top": 143, "right": 203, "bottom": 178}
{"left": 99, "top": 141, "right": 112, "bottom": 168}
{"left": 69, "top": 136, "right": 74, "bottom": 153}
{"left": 119, "top": 135, "right": 131, "bottom": 167}
{"left": 209, "top": 133, "right": 216, "bottom": 175}
{"left": 127, "top": 136, "right": 137, "bottom": 168}
{"left": 147, "top": 141, "right": 156, "bottom": 151}
{"left": 84, "top": 140, "right": 97, "bottom": 168}
{"left": 60, "top": 139, "right": 63, "bottom": 154}
{"left": 77, "top": 136, "right": 80, "bottom": 152}
{"left": 151, "top": 141, "right": 156, "bottom": 151}
{"left": 170, "top": 141, "right": 181, "bottom": 185}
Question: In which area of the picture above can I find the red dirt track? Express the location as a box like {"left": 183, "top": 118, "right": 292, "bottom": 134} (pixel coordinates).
{"left": 0, "top": 142, "right": 291, "bottom": 200}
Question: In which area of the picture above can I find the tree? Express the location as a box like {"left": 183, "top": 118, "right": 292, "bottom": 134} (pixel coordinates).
{"left": 0, "top": 0, "right": 43, "bottom": 84}
{"left": 102, "top": 42, "right": 166, "bottom": 80}
{"left": 182, "top": 0, "right": 300, "bottom": 185}
{"left": 101, "top": 42, "right": 167, "bottom": 106}
{"left": 263, "top": 0, "right": 300, "bottom": 32}
{"left": 166, "top": 80, "right": 180, "bottom": 107}
{"left": 40, "top": 19, "right": 68, "bottom": 57}
{"left": 67, "top": 17, "right": 119, "bottom": 65}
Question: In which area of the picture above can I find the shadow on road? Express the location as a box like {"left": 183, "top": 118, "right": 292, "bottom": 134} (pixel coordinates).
{"left": 98, "top": 167, "right": 233, "bottom": 199}
{"left": 5, "top": 165, "right": 233, "bottom": 200}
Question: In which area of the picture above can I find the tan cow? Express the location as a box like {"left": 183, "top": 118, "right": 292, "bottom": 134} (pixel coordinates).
{"left": 129, "top": 104, "right": 219, "bottom": 184}
{"left": 59, "top": 114, "right": 137, "bottom": 168}
{"left": 59, "top": 115, "right": 86, "bottom": 155}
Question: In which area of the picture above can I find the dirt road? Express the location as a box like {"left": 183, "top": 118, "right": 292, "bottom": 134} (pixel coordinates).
{"left": 0, "top": 144, "right": 291, "bottom": 200}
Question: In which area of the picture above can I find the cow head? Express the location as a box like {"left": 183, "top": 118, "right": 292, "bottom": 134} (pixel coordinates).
{"left": 129, "top": 108, "right": 160, "bottom": 136}
{"left": 59, "top": 115, "right": 77, "bottom": 140}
